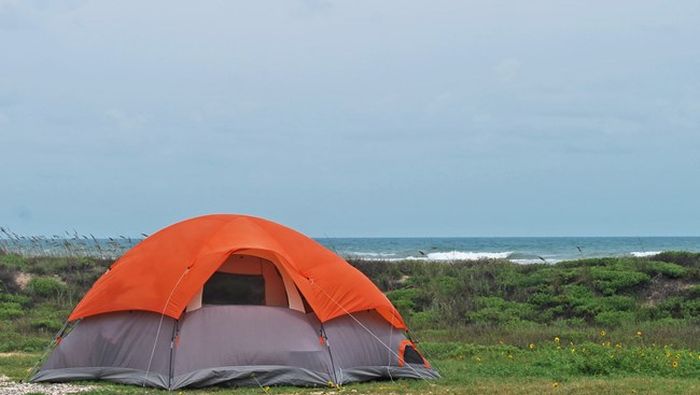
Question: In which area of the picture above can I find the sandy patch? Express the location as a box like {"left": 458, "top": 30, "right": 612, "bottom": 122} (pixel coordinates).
{"left": 0, "top": 375, "right": 94, "bottom": 395}
{"left": 13, "top": 272, "right": 32, "bottom": 290}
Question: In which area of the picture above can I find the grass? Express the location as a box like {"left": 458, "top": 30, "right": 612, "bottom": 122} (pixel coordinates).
{"left": 350, "top": 253, "right": 700, "bottom": 341}
{"left": 1, "top": 250, "right": 700, "bottom": 393}
{"left": 2, "top": 346, "right": 699, "bottom": 394}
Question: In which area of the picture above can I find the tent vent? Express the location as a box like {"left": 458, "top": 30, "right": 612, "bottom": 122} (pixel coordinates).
{"left": 202, "top": 273, "right": 265, "bottom": 305}
{"left": 402, "top": 345, "right": 425, "bottom": 365}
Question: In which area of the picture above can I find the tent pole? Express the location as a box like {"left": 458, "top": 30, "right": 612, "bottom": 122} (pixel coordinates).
{"left": 167, "top": 318, "right": 179, "bottom": 390}
{"left": 320, "top": 324, "right": 339, "bottom": 386}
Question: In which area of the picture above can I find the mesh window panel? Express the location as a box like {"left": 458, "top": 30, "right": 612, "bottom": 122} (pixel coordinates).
{"left": 403, "top": 346, "right": 425, "bottom": 365}
{"left": 202, "top": 273, "right": 265, "bottom": 305}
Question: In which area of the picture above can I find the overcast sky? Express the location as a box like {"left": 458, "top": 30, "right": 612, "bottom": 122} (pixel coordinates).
{"left": 1, "top": 1, "right": 699, "bottom": 237}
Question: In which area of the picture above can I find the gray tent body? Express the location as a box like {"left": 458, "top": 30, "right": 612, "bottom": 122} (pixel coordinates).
{"left": 32, "top": 306, "right": 438, "bottom": 389}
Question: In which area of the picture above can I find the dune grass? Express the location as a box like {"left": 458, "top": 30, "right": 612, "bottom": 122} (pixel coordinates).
{"left": 1, "top": 251, "right": 699, "bottom": 393}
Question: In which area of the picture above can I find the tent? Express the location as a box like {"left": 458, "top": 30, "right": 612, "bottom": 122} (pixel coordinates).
{"left": 31, "top": 214, "right": 438, "bottom": 389}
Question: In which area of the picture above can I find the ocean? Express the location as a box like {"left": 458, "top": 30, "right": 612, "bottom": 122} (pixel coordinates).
{"left": 316, "top": 237, "right": 700, "bottom": 264}
{"left": 3, "top": 236, "right": 699, "bottom": 263}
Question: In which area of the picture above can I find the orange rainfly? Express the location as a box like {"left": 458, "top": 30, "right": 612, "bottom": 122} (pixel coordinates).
{"left": 69, "top": 214, "right": 406, "bottom": 329}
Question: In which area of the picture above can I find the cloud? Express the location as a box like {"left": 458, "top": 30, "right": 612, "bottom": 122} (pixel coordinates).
{"left": 103, "top": 108, "right": 147, "bottom": 130}
{"left": 296, "top": 0, "right": 332, "bottom": 13}
{"left": 493, "top": 58, "right": 521, "bottom": 83}
{"left": 2, "top": 1, "right": 700, "bottom": 236}
{"left": 16, "top": 206, "right": 32, "bottom": 220}
{"left": 0, "top": 0, "right": 32, "bottom": 30}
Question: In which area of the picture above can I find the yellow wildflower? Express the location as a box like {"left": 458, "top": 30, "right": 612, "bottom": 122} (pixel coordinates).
{"left": 552, "top": 382, "right": 559, "bottom": 388}
{"left": 672, "top": 361, "right": 679, "bottom": 369}
{"left": 554, "top": 336, "right": 560, "bottom": 343}
{"left": 529, "top": 343, "right": 536, "bottom": 350}
{"left": 636, "top": 331, "right": 643, "bottom": 337}
{"left": 600, "top": 330, "right": 606, "bottom": 337}
{"left": 615, "top": 343, "right": 622, "bottom": 349}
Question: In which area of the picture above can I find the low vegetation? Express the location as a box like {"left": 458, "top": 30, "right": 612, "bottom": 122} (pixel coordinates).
{"left": 0, "top": 250, "right": 699, "bottom": 393}
{"left": 350, "top": 252, "right": 700, "bottom": 348}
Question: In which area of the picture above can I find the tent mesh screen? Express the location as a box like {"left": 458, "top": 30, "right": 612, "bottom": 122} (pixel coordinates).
{"left": 202, "top": 273, "right": 265, "bottom": 305}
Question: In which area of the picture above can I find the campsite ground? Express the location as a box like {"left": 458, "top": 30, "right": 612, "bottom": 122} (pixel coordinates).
{"left": 1, "top": 351, "right": 699, "bottom": 394}
{"left": 1, "top": 252, "right": 699, "bottom": 394}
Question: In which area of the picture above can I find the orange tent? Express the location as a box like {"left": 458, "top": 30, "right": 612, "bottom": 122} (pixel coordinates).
{"left": 34, "top": 214, "right": 439, "bottom": 388}
{"left": 69, "top": 214, "right": 406, "bottom": 329}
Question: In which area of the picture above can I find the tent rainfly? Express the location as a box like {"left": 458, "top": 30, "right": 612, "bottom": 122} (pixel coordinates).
{"left": 31, "top": 214, "right": 438, "bottom": 389}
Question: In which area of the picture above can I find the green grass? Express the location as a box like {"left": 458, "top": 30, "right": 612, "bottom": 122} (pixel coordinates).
{"left": 2, "top": 344, "right": 699, "bottom": 394}
{"left": 350, "top": 253, "right": 700, "bottom": 338}
{"left": 2, "top": 252, "right": 699, "bottom": 351}
{"left": 1, "top": 251, "right": 700, "bottom": 393}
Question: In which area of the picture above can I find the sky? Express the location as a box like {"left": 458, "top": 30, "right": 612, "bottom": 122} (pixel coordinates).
{"left": 1, "top": 1, "right": 699, "bottom": 237}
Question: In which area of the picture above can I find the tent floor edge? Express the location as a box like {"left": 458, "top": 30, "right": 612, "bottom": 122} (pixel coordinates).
{"left": 170, "top": 365, "right": 332, "bottom": 389}
{"left": 31, "top": 367, "right": 170, "bottom": 389}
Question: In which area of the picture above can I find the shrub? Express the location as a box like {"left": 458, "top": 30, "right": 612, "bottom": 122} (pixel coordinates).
{"left": 0, "top": 301, "right": 24, "bottom": 320}
{"left": 563, "top": 284, "right": 594, "bottom": 299}
{"left": 595, "top": 310, "right": 636, "bottom": 326}
{"left": 687, "top": 284, "right": 700, "bottom": 298}
{"left": 528, "top": 290, "right": 566, "bottom": 307}
{"left": 409, "top": 310, "right": 440, "bottom": 328}
{"left": 467, "top": 297, "right": 534, "bottom": 325}
{"left": 30, "top": 317, "right": 64, "bottom": 332}
{"left": 599, "top": 295, "right": 636, "bottom": 311}
{"left": 652, "top": 251, "right": 700, "bottom": 268}
{"left": 386, "top": 287, "right": 431, "bottom": 317}
{"left": 656, "top": 296, "right": 700, "bottom": 319}
{"left": 558, "top": 257, "right": 621, "bottom": 269}
{"left": 565, "top": 317, "right": 587, "bottom": 327}
{"left": 0, "top": 254, "right": 27, "bottom": 270}
{"left": 26, "top": 276, "right": 67, "bottom": 298}
{"left": 513, "top": 267, "right": 557, "bottom": 288}
{"left": 433, "top": 275, "right": 460, "bottom": 295}
{"left": 0, "top": 293, "right": 31, "bottom": 306}
{"left": 0, "top": 269, "right": 17, "bottom": 293}
{"left": 588, "top": 267, "right": 650, "bottom": 295}
{"left": 635, "top": 261, "right": 688, "bottom": 278}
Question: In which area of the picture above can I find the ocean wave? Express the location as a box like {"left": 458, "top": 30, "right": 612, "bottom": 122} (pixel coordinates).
{"left": 630, "top": 251, "right": 662, "bottom": 257}
{"left": 510, "top": 258, "right": 545, "bottom": 264}
{"left": 510, "top": 258, "right": 562, "bottom": 264}
{"left": 404, "top": 250, "right": 513, "bottom": 261}
{"left": 344, "top": 250, "right": 565, "bottom": 263}
{"left": 346, "top": 251, "right": 397, "bottom": 257}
